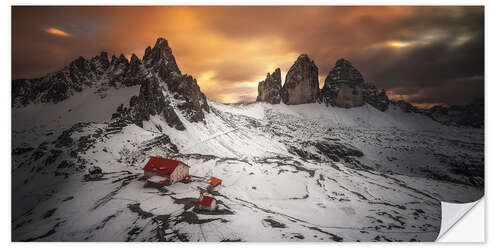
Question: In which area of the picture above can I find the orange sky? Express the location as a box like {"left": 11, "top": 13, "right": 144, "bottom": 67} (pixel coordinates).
{"left": 12, "top": 6, "right": 484, "bottom": 106}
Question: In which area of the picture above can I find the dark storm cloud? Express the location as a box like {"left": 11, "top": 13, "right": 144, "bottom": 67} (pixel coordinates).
{"left": 11, "top": 6, "right": 484, "bottom": 106}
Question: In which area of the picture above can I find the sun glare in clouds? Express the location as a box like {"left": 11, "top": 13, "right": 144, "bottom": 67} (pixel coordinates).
{"left": 387, "top": 41, "right": 411, "bottom": 48}
{"left": 45, "top": 27, "right": 71, "bottom": 37}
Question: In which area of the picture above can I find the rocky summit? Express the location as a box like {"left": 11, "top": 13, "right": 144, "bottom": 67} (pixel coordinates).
{"left": 281, "top": 54, "right": 320, "bottom": 105}
{"left": 322, "top": 58, "right": 365, "bottom": 108}
{"left": 256, "top": 68, "right": 282, "bottom": 104}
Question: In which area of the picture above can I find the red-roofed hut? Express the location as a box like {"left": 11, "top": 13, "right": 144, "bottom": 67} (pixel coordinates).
{"left": 143, "top": 157, "right": 190, "bottom": 185}
{"left": 209, "top": 177, "right": 222, "bottom": 187}
{"left": 197, "top": 192, "right": 217, "bottom": 211}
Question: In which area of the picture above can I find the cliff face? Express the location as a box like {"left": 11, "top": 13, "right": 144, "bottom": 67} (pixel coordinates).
{"left": 281, "top": 54, "right": 320, "bottom": 105}
{"left": 322, "top": 58, "right": 364, "bottom": 108}
{"left": 256, "top": 68, "right": 282, "bottom": 104}
{"left": 320, "top": 58, "right": 391, "bottom": 111}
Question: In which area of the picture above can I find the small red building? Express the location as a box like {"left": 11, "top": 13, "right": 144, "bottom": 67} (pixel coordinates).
{"left": 143, "top": 157, "right": 189, "bottom": 185}
{"left": 208, "top": 177, "right": 222, "bottom": 187}
{"left": 197, "top": 192, "right": 217, "bottom": 211}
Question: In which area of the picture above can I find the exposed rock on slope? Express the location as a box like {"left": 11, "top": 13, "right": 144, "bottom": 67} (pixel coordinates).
{"left": 256, "top": 68, "right": 282, "bottom": 104}
{"left": 128, "top": 77, "right": 185, "bottom": 130}
{"left": 168, "top": 74, "right": 210, "bottom": 123}
{"left": 281, "top": 54, "right": 320, "bottom": 105}
{"left": 362, "top": 82, "right": 390, "bottom": 111}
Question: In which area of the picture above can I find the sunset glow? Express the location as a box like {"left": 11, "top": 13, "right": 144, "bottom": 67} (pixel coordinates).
{"left": 387, "top": 41, "right": 411, "bottom": 48}
{"left": 45, "top": 27, "right": 70, "bottom": 37}
{"left": 12, "top": 6, "right": 484, "bottom": 107}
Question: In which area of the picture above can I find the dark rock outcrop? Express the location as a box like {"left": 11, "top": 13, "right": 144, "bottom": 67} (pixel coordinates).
{"left": 322, "top": 58, "right": 364, "bottom": 108}
{"left": 168, "top": 74, "right": 210, "bottom": 123}
{"left": 143, "top": 38, "right": 210, "bottom": 123}
{"left": 109, "top": 54, "right": 130, "bottom": 81}
{"left": 362, "top": 82, "right": 390, "bottom": 111}
{"left": 281, "top": 54, "right": 320, "bottom": 105}
{"left": 86, "top": 52, "right": 110, "bottom": 77}
{"left": 127, "top": 54, "right": 142, "bottom": 77}
{"left": 256, "top": 68, "right": 282, "bottom": 104}
{"left": 128, "top": 77, "right": 185, "bottom": 130}
{"left": 427, "top": 98, "right": 484, "bottom": 128}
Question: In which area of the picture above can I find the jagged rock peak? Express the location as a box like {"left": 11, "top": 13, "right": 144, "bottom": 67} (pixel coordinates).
{"left": 142, "top": 39, "right": 210, "bottom": 123}
{"left": 130, "top": 53, "right": 140, "bottom": 63}
{"left": 143, "top": 37, "right": 180, "bottom": 74}
{"left": 110, "top": 54, "right": 129, "bottom": 66}
{"left": 119, "top": 53, "right": 128, "bottom": 61}
{"left": 269, "top": 68, "right": 281, "bottom": 81}
{"left": 90, "top": 52, "right": 109, "bottom": 69}
{"left": 322, "top": 58, "right": 365, "bottom": 108}
{"left": 69, "top": 56, "right": 89, "bottom": 71}
{"left": 154, "top": 37, "right": 170, "bottom": 53}
{"left": 256, "top": 68, "right": 282, "bottom": 104}
{"left": 127, "top": 53, "right": 142, "bottom": 77}
{"left": 143, "top": 46, "right": 152, "bottom": 60}
{"left": 281, "top": 54, "right": 320, "bottom": 105}
{"left": 297, "top": 54, "right": 315, "bottom": 64}
{"left": 99, "top": 51, "right": 109, "bottom": 60}
{"left": 328, "top": 58, "right": 364, "bottom": 86}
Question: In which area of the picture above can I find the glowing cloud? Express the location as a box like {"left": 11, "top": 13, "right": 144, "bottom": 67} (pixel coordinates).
{"left": 387, "top": 40, "right": 411, "bottom": 48}
{"left": 45, "top": 27, "right": 71, "bottom": 37}
{"left": 12, "top": 6, "right": 484, "bottom": 107}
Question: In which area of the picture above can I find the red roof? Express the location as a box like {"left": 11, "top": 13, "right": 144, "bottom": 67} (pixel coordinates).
{"left": 209, "top": 177, "right": 222, "bottom": 186}
{"left": 197, "top": 193, "right": 216, "bottom": 206}
{"left": 143, "top": 157, "right": 180, "bottom": 176}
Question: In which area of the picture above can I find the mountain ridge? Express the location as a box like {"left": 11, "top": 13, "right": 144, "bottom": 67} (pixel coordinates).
{"left": 13, "top": 37, "right": 210, "bottom": 130}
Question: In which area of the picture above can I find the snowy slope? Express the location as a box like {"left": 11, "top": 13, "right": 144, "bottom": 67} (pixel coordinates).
{"left": 11, "top": 95, "right": 483, "bottom": 242}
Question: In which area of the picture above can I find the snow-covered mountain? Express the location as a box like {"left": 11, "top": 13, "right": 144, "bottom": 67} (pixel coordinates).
{"left": 12, "top": 38, "right": 483, "bottom": 242}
